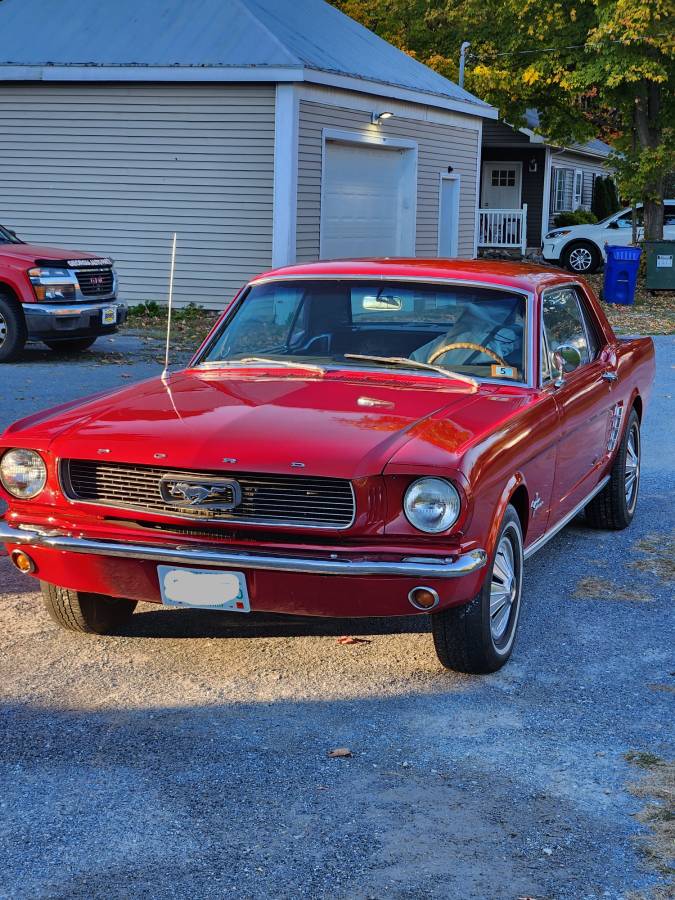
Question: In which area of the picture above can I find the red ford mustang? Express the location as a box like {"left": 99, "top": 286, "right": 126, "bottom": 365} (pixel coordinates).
{"left": 0, "top": 259, "right": 655, "bottom": 673}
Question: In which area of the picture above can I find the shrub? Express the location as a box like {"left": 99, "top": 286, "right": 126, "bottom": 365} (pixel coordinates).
{"left": 553, "top": 209, "right": 598, "bottom": 227}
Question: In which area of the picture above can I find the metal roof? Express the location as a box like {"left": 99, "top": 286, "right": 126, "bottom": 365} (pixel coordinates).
{"left": 0, "top": 0, "right": 493, "bottom": 114}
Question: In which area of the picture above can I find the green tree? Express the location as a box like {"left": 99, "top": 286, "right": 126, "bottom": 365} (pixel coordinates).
{"left": 332, "top": 0, "right": 674, "bottom": 239}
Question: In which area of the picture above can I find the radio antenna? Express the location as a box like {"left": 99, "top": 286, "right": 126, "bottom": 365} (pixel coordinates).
{"left": 161, "top": 231, "right": 177, "bottom": 384}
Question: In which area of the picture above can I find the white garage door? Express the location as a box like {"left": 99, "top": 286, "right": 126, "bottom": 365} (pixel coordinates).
{"left": 321, "top": 141, "right": 416, "bottom": 259}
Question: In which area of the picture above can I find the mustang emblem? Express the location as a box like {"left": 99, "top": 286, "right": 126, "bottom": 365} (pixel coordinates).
{"left": 160, "top": 476, "right": 242, "bottom": 512}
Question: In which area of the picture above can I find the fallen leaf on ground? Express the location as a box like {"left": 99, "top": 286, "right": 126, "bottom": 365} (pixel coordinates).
{"left": 327, "top": 747, "right": 353, "bottom": 758}
{"left": 336, "top": 636, "right": 371, "bottom": 645}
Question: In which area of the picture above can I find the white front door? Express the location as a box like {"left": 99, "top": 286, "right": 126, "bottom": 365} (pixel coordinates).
{"left": 438, "top": 176, "right": 460, "bottom": 257}
{"left": 481, "top": 161, "right": 522, "bottom": 209}
{"left": 321, "top": 140, "right": 416, "bottom": 259}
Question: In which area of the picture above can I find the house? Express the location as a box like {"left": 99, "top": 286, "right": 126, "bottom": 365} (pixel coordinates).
{"left": 478, "top": 110, "right": 612, "bottom": 256}
{"left": 0, "top": 0, "right": 497, "bottom": 309}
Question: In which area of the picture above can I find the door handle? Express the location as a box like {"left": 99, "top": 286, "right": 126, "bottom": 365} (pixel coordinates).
{"left": 601, "top": 370, "right": 618, "bottom": 382}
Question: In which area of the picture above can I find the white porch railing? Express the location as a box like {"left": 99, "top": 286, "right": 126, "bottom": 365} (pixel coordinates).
{"left": 477, "top": 205, "right": 528, "bottom": 254}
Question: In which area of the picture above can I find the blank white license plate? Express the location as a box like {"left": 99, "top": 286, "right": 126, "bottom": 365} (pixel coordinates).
{"left": 102, "top": 306, "right": 117, "bottom": 325}
{"left": 158, "top": 566, "right": 250, "bottom": 612}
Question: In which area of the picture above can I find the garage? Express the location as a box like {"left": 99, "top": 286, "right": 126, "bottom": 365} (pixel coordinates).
{"left": 0, "top": 0, "right": 496, "bottom": 308}
{"left": 320, "top": 139, "right": 417, "bottom": 259}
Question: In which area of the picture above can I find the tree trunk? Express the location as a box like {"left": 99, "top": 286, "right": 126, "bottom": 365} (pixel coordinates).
{"left": 635, "top": 85, "right": 665, "bottom": 241}
{"left": 643, "top": 182, "right": 665, "bottom": 242}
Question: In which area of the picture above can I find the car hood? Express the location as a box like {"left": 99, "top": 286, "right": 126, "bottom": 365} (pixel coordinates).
{"left": 0, "top": 242, "right": 104, "bottom": 265}
{"left": 7, "top": 370, "right": 510, "bottom": 480}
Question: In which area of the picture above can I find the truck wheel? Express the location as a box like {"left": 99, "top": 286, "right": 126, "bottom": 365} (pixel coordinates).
{"left": 41, "top": 582, "right": 137, "bottom": 634}
{"left": 431, "top": 505, "right": 523, "bottom": 674}
{"left": 561, "top": 241, "right": 601, "bottom": 274}
{"left": 45, "top": 337, "right": 97, "bottom": 354}
{"left": 585, "top": 408, "right": 641, "bottom": 530}
{"left": 0, "top": 292, "right": 27, "bottom": 362}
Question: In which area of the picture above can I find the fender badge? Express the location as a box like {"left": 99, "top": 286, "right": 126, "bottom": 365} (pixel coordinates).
{"left": 531, "top": 493, "right": 544, "bottom": 514}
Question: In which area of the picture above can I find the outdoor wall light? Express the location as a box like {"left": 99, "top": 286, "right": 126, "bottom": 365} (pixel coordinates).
{"left": 371, "top": 111, "right": 394, "bottom": 125}
{"left": 529, "top": 158, "right": 538, "bottom": 172}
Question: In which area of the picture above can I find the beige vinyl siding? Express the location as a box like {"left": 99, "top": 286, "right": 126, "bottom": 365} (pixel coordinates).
{"left": 0, "top": 83, "right": 276, "bottom": 309}
{"left": 296, "top": 100, "right": 479, "bottom": 261}
{"left": 549, "top": 150, "right": 611, "bottom": 227}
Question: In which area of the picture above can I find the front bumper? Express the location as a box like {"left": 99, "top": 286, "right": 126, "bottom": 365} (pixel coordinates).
{"left": 23, "top": 300, "right": 127, "bottom": 341}
{"left": 0, "top": 521, "right": 487, "bottom": 578}
{"left": 542, "top": 241, "right": 563, "bottom": 262}
{"left": 0, "top": 520, "right": 488, "bottom": 617}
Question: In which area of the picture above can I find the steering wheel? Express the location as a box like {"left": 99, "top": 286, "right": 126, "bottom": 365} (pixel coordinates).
{"left": 428, "top": 341, "right": 508, "bottom": 367}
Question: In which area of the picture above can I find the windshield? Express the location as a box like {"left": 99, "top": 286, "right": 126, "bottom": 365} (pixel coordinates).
{"left": 0, "top": 224, "right": 21, "bottom": 244}
{"left": 199, "top": 280, "right": 527, "bottom": 382}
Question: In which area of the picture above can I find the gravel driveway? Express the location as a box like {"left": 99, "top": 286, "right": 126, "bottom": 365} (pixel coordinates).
{"left": 0, "top": 334, "right": 673, "bottom": 900}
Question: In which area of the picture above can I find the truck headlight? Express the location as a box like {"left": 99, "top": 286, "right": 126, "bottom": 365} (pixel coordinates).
{"left": 28, "top": 267, "right": 77, "bottom": 302}
{"left": 0, "top": 449, "right": 47, "bottom": 499}
{"left": 403, "top": 477, "right": 461, "bottom": 533}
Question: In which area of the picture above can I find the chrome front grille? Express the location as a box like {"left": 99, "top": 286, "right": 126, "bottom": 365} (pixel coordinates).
{"left": 61, "top": 460, "right": 355, "bottom": 529}
{"left": 75, "top": 266, "right": 114, "bottom": 297}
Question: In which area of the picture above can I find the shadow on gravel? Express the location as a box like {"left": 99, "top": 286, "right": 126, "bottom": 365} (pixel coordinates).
{"left": 0, "top": 698, "right": 641, "bottom": 900}
{"left": 120, "top": 605, "right": 430, "bottom": 640}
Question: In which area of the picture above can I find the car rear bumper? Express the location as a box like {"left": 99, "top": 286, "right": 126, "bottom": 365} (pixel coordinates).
{"left": 23, "top": 300, "right": 127, "bottom": 341}
{"left": 0, "top": 520, "right": 488, "bottom": 617}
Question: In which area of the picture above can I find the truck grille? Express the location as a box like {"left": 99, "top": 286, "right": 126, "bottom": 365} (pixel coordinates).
{"left": 75, "top": 266, "right": 114, "bottom": 297}
{"left": 61, "top": 460, "right": 356, "bottom": 530}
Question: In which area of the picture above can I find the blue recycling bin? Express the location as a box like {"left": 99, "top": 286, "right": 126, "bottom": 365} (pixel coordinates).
{"left": 602, "top": 245, "right": 642, "bottom": 305}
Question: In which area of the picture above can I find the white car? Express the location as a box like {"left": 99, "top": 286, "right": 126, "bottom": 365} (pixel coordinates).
{"left": 543, "top": 201, "right": 675, "bottom": 273}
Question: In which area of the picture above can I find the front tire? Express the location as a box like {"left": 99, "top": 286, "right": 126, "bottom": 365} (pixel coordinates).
{"left": 41, "top": 582, "right": 137, "bottom": 634}
{"left": 45, "top": 336, "right": 98, "bottom": 354}
{"left": 431, "top": 505, "right": 524, "bottom": 674}
{"left": 585, "top": 408, "right": 641, "bottom": 530}
{"left": 562, "top": 241, "right": 601, "bottom": 274}
{"left": 0, "top": 292, "right": 27, "bottom": 362}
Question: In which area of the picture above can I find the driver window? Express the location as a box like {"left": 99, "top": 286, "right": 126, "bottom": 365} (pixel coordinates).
{"left": 542, "top": 288, "right": 590, "bottom": 370}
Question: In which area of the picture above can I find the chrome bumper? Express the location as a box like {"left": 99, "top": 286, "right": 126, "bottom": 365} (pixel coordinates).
{"left": 23, "top": 300, "right": 127, "bottom": 337}
{"left": 0, "top": 522, "right": 487, "bottom": 579}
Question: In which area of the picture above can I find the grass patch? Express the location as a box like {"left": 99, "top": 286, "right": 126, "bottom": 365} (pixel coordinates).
{"left": 630, "top": 533, "right": 675, "bottom": 583}
{"left": 585, "top": 273, "right": 675, "bottom": 336}
{"left": 626, "top": 751, "right": 666, "bottom": 770}
{"left": 573, "top": 576, "right": 653, "bottom": 603}
{"left": 123, "top": 302, "right": 220, "bottom": 350}
{"left": 625, "top": 752, "right": 675, "bottom": 890}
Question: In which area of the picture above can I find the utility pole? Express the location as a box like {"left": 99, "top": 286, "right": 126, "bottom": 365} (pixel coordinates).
{"left": 459, "top": 41, "right": 471, "bottom": 88}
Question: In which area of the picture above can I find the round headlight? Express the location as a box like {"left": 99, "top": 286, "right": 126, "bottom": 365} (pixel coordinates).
{"left": 0, "top": 449, "right": 47, "bottom": 499}
{"left": 404, "top": 477, "right": 461, "bottom": 534}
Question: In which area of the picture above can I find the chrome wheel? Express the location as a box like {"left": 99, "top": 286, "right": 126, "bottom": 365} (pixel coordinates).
{"left": 625, "top": 422, "right": 640, "bottom": 512}
{"left": 490, "top": 532, "right": 518, "bottom": 643}
{"left": 0, "top": 310, "right": 7, "bottom": 348}
{"left": 568, "top": 246, "right": 593, "bottom": 272}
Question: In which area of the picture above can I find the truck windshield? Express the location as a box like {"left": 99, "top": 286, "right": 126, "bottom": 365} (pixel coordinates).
{"left": 0, "top": 225, "right": 21, "bottom": 244}
{"left": 198, "top": 279, "right": 527, "bottom": 382}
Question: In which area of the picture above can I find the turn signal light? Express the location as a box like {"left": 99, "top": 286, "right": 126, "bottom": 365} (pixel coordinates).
{"left": 408, "top": 586, "right": 440, "bottom": 611}
{"left": 10, "top": 550, "right": 36, "bottom": 575}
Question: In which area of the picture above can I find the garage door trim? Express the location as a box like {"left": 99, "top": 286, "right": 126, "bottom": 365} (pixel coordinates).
{"left": 319, "top": 127, "right": 418, "bottom": 260}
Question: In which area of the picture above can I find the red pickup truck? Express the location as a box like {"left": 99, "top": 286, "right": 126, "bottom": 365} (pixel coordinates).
{"left": 0, "top": 224, "right": 127, "bottom": 362}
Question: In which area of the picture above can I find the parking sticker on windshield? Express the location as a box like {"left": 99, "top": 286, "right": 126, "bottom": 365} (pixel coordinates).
{"left": 491, "top": 365, "right": 515, "bottom": 379}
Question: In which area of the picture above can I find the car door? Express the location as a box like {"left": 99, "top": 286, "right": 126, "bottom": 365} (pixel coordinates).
{"left": 542, "top": 285, "right": 619, "bottom": 521}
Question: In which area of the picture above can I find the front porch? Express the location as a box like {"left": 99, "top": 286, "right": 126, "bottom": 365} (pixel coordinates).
{"left": 477, "top": 141, "right": 547, "bottom": 256}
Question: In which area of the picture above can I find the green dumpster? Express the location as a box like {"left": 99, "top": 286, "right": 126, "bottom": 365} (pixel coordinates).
{"left": 644, "top": 240, "right": 675, "bottom": 290}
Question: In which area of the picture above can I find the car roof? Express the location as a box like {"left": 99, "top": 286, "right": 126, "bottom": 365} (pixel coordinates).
{"left": 252, "top": 258, "right": 581, "bottom": 294}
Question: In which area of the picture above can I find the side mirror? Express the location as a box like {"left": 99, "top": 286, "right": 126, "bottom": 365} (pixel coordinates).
{"left": 607, "top": 220, "right": 619, "bottom": 229}
{"left": 552, "top": 344, "right": 582, "bottom": 387}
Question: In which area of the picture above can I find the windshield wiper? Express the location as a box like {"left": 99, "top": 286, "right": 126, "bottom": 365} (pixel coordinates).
{"left": 199, "top": 356, "right": 325, "bottom": 375}
{"left": 344, "top": 354, "right": 478, "bottom": 388}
